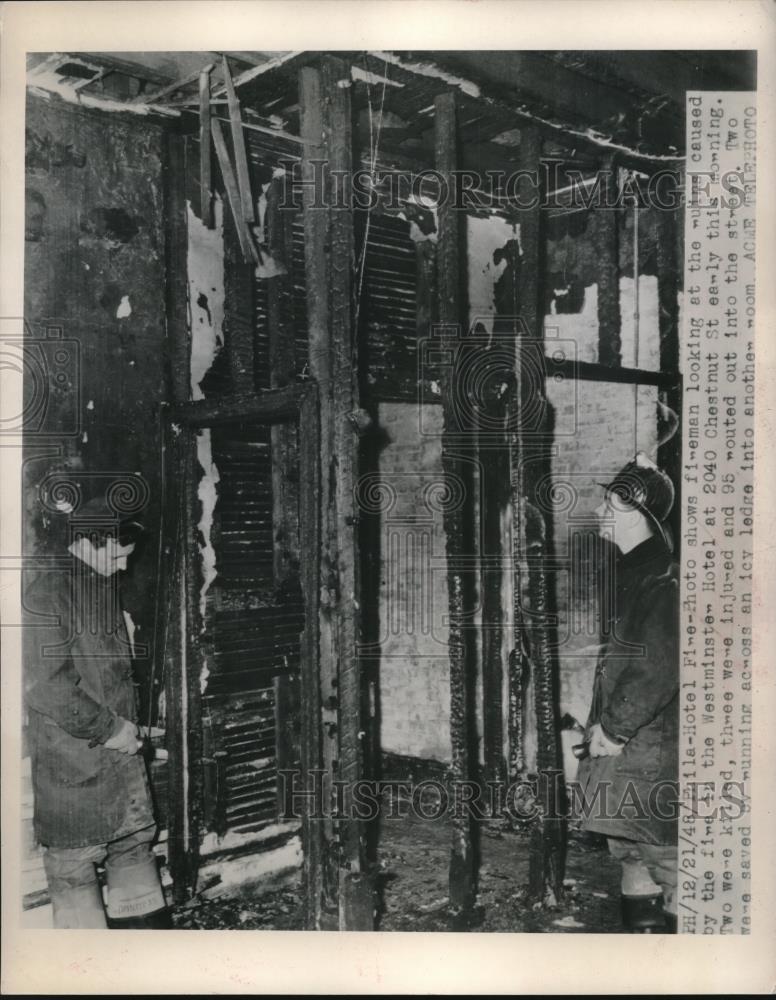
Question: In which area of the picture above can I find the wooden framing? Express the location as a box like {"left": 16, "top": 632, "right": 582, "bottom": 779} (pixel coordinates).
{"left": 596, "top": 155, "right": 623, "bottom": 367}
{"left": 159, "top": 50, "right": 685, "bottom": 928}
{"left": 300, "top": 57, "right": 372, "bottom": 930}
{"left": 267, "top": 176, "right": 301, "bottom": 590}
{"left": 434, "top": 90, "right": 477, "bottom": 918}
{"left": 509, "top": 128, "right": 565, "bottom": 903}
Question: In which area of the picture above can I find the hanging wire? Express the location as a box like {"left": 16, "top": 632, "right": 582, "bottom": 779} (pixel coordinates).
{"left": 631, "top": 170, "right": 640, "bottom": 452}
{"left": 354, "top": 56, "right": 389, "bottom": 334}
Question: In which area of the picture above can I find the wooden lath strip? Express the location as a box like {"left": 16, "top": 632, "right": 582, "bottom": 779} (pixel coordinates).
{"left": 211, "top": 118, "right": 259, "bottom": 264}
{"left": 222, "top": 56, "right": 255, "bottom": 224}
{"left": 199, "top": 64, "right": 214, "bottom": 228}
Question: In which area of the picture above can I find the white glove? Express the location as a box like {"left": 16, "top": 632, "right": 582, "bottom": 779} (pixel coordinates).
{"left": 104, "top": 717, "right": 141, "bottom": 755}
{"left": 588, "top": 722, "right": 625, "bottom": 758}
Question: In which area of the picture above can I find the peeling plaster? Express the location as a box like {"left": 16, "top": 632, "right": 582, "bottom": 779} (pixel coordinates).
{"left": 196, "top": 428, "right": 220, "bottom": 621}
{"left": 86, "top": 400, "right": 94, "bottom": 410}
{"left": 116, "top": 294, "right": 132, "bottom": 319}
{"left": 402, "top": 194, "right": 438, "bottom": 244}
{"left": 467, "top": 215, "right": 517, "bottom": 337}
{"left": 545, "top": 283, "right": 598, "bottom": 364}
{"left": 187, "top": 197, "right": 225, "bottom": 401}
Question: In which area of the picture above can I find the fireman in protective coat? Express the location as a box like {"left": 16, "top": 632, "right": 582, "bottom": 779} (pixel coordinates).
{"left": 24, "top": 496, "right": 171, "bottom": 929}
{"left": 576, "top": 452, "right": 680, "bottom": 933}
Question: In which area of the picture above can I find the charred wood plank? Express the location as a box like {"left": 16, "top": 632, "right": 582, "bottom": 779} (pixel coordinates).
{"left": 508, "top": 128, "right": 565, "bottom": 904}
{"left": 171, "top": 385, "right": 307, "bottom": 426}
{"left": 435, "top": 91, "right": 477, "bottom": 919}
{"left": 267, "top": 175, "right": 301, "bottom": 591}
{"left": 199, "top": 65, "right": 214, "bottom": 228}
{"left": 596, "top": 156, "right": 622, "bottom": 367}
{"left": 323, "top": 54, "right": 373, "bottom": 932}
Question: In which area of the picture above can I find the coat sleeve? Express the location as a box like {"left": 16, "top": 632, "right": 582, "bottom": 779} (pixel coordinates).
{"left": 23, "top": 583, "right": 118, "bottom": 744}
{"left": 600, "top": 574, "right": 679, "bottom": 742}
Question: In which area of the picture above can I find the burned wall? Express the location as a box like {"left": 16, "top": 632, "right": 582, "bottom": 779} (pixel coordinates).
{"left": 23, "top": 92, "right": 167, "bottom": 676}
{"left": 21, "top": 93, "right": 168, "bottom": 912}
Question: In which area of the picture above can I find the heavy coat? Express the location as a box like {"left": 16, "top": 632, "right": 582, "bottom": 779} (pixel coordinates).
{"left": 23, "top": 556, "right": 155, "bottom": 848}
{"left": 576, "top": 534, "right": 679, "bottom": 845}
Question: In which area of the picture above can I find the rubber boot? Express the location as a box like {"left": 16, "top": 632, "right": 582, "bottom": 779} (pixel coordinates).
{"left": 621, "top": 893, "right": 667, "bottom": 933}
{"left": 50, "top": 882, "right": 108, "bottom": 929}
{"left": 105, "top": 854, "right": 172, "bottom": 929}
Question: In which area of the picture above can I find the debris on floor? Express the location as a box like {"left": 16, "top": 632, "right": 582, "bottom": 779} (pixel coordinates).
{"left": 169, "top": 814, "right": 625, "bottom": 932}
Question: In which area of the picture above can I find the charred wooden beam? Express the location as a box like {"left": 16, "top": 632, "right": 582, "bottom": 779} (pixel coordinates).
{"left": 171, "top": 386, "right": 307, "bottom": 426}
{"left": 322, "top": 54, "right": 374, "bottom": 933}
{"left": 164, "top": 426, "right": 188, "bottom": 903}
{"left": 267, "top": 177, "right": 301, "bottom": 589}
{"left": 162, "top": 133, "right": 193, "bottom": 903}
{"left": 298, "top": 383, "right": 323, "bottom": 929}
{"left": 199, "top": 65, "right": 214, "bottom": 228}
{"left": 211, "top": 118, "right": 257, "bottom": 265}
{"left": 434, "top": 90, "right": 477, "bottom": 919}
{"left": 509, "top": 128, "right": 565, "bottom": 904}
{"left": 222, "top": 55, "right": 255, "bottom": 225}
{"left": 300, "top": 59, "right": 373, "bottom": 930}
{"left": 299, "top": 62, "right": 336, "bottom": 929}
{"left": 545, "top": 356, "right": 678, "bottom": 389}
{"left": 596, "top": 156, "right": 622, "bottom": 367}
{"left": 164, "top": 133, "right": 191, "bottom": 406}
{"left": 480, "top": 432, "right": 508, "bottom": 785}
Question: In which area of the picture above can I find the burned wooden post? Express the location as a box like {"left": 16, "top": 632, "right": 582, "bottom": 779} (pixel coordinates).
{"left": 267, "top": 176, "right": 300, "bottom": 589}
{"left": 480, "top": 235, "right": 520, "bottom": 786}
{"left": 298, "top": 384, "right": 323, "bottom": 930}
{"left": 300, "top": 57, "right": 373, "bottom": 931}
{"left": 509, "top": 127, "right": 565, "bottom": 903}
{"left": 198, "top": 65, "right": 213, "bottom": 229}
{"left": 162, "top": 132, "right": 208, "bottom": 891}
{"left": 434, "top": 90, "right": 477, "bottom": 919}
{"left": 596, "top": 155, "right": 622, "bottom": 367}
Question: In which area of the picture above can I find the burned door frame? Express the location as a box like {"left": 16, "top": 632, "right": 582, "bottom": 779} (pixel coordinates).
{"left": 161, "top": 383, "right": 320, "bottom": 918}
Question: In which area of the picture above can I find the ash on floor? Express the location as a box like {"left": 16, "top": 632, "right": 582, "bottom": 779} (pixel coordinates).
{"left": 172, "top": 815, "right": 624, "bottom": 932}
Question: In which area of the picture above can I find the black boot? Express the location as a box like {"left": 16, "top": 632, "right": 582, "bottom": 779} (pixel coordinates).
{"left": 621, "top": 893, "right": 667, "bottom": 933}
{"left": 663, "top": 911, "right": 677, "bottom": 934}
{"left": 108, "top": 906, "right": 174, "bottom": 929}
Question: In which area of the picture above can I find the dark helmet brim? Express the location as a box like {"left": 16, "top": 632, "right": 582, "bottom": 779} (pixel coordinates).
{"left": 597, "top": 481, "right": 670, "bottom": 549}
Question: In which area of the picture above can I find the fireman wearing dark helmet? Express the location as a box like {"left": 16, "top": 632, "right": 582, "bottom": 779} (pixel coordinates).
{"left": 576, "top": 452, "right": 680, "bottom": 933}
{"left": 23, "top": 495, "right": 171, "bottom": 929}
